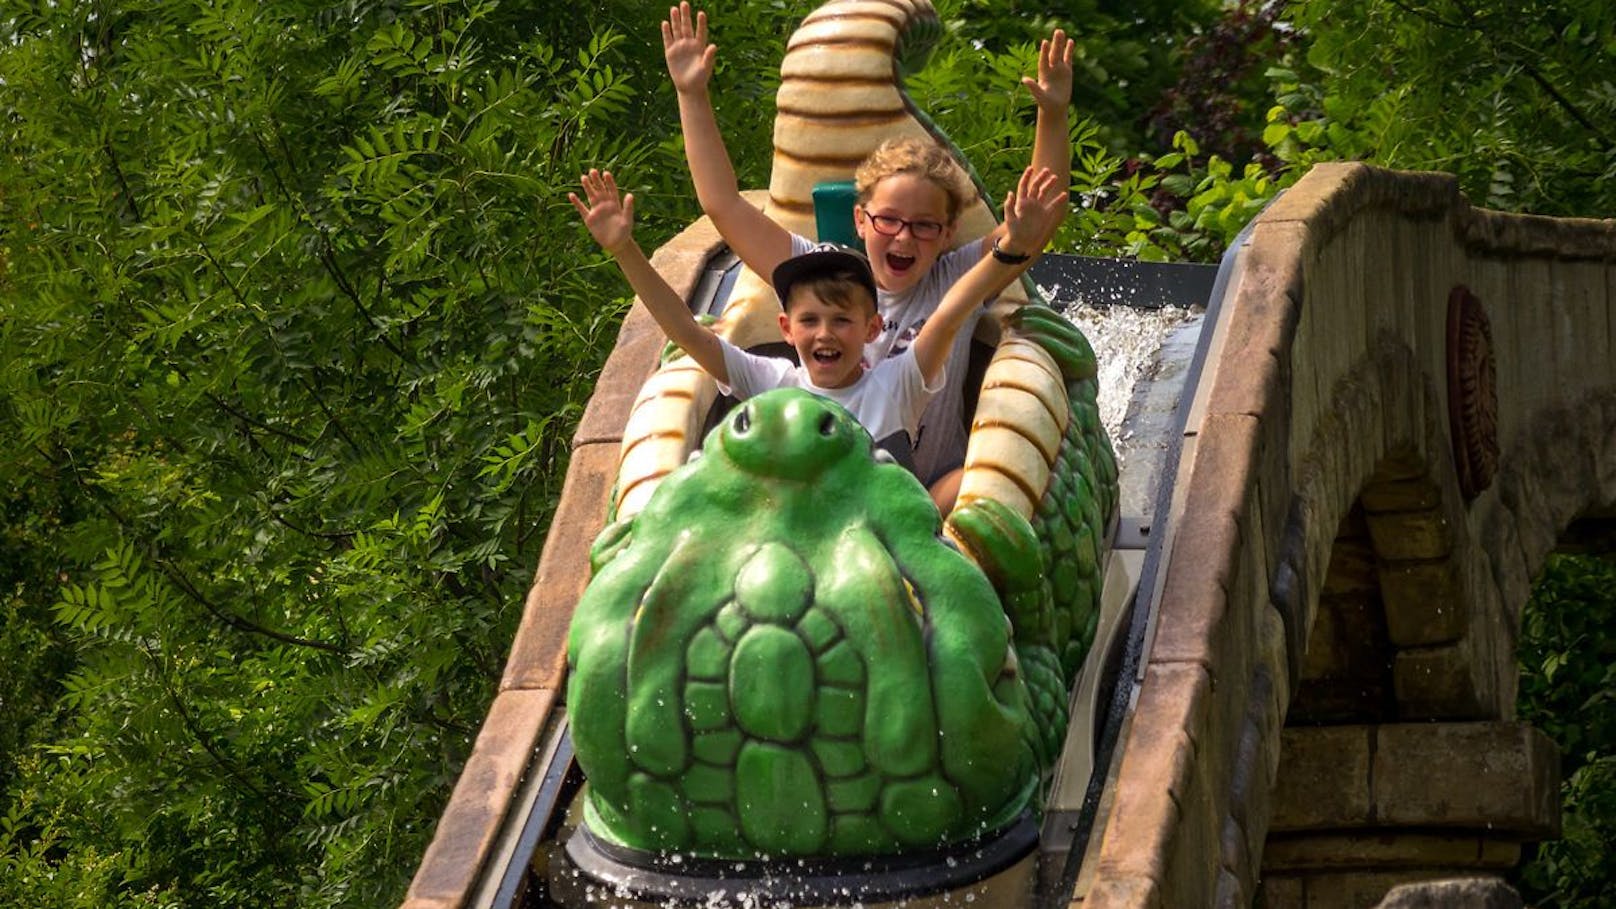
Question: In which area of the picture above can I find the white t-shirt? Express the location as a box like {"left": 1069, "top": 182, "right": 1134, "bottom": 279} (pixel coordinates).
{"left": 718, "top": 337, "right": 942, "bottom": 462}
{"left": 788, "top": 234, "right": 991, "bottom": 483}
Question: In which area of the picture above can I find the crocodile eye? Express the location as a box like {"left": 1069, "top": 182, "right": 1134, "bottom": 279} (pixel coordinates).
{"left": 732, "top": 407, "right": 751, "bottom": 433}
{"left": 817, "top": 412, "right": 836, "bottom": 436}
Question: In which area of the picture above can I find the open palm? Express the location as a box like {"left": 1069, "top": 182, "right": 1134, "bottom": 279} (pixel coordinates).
{"left": 1022, "top": 29, "right": 1074, "bottom": 110}
{"left": 662, "top": 2, "right": 717, "bottom": 94}
{"left": 568, "top": 169, "right": 634, "bottom": 253}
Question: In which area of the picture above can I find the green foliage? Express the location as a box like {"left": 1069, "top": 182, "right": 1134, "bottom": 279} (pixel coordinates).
{"left": 915, "top": 4, "right": 1233, "bottom": 262}
{"left": 1513, "top": 554, "right": 1616, "bottom": 909}
{"left": 947, "top": 0, "right": 1220, "bottom": 154}
{"left": 1287, "top": 0, "right": 1616, "bottom": 217}
{"left": 1092, "top": 0, "right": 1616, "bottom": 262}
{"left": 0, "top": 0, "right": 680, "bottom": 903}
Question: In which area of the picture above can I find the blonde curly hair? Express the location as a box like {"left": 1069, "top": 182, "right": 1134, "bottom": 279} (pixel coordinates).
{"left": 853, "top": 138, "right": 975, "bottom": 223}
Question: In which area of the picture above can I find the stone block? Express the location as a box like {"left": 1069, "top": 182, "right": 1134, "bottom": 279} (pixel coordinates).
{"left": 1371, "top": 722, "right": 1560, "bottom": 837}
{"left": 1392, "top": 638, "right": 1489, "bottom": 720}
{"left": 1367, "top": 447, "right": 1430, "bottom": 484}
{"left": 1377, "top": 560, "right": 1464, "bottom": 646}
{"left": 1360, "top": 477, "right": 1442, "bottom": 513}
{"left": 1270, "top": 726, "right": 1372, "bottom": 831}
{"left": 1261, "top": 833, "right": 1519, "bottom": 872}
{"left": 1364, "top": 508, "right": 1451, "bottom": 562}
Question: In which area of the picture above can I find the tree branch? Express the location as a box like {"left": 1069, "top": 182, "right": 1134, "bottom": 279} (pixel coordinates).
{"left": 42, "top": 442, "right": 350, "bottom": 655}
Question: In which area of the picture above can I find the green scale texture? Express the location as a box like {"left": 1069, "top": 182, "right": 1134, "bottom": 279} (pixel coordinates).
{"left": 932, "top": 306, "right": 1117, "bottom": 774}
{"left": 568, "top": 389, "right": 1041, "bottom": 858}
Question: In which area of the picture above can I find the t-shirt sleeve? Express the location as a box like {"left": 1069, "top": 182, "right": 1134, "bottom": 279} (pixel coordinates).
{"left": 718, "top": 337, "right": 794, "bottom": 400}
{"left": 940, "top": 236, "right": 993, "bottom": 296}
{"left": 888, "top": 347, "right": 944, "bottom": 429}
{"left": 789, "top": 233, "right": 816, "bottom": 257}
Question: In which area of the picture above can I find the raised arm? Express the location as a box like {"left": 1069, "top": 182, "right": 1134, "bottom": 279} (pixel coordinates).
{"left": 663, "top": 3, "right": 794, "bottom": 279}
{"left": 569, "top": 169, "right": 729, "bottom": 384}
{"left": 913, "top": 167, "right": 1067, "bottom": 385}
{"left": 987, "top": 28, "right": 1074, "bottom": 254}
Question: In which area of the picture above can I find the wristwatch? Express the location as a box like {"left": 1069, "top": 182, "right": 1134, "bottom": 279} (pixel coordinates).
{"left": 991, "top": 239, "right": 1031, "bottom": 264}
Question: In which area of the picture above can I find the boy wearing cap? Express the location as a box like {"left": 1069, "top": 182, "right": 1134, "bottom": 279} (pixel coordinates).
{"left": 570, "top": 166, "right": 1063, "bottom": 508}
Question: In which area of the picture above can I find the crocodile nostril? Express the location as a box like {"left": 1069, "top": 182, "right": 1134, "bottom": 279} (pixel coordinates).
{"left": 732, "top": 407, "right": 751, "bottom": 433}
{"left": 817, "top": 412, "right": 836, "bottom": 436}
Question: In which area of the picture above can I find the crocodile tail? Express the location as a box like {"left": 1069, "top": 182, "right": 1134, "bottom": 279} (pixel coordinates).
{"left": 765, "top": 0, "right": 998, "bottom": 242}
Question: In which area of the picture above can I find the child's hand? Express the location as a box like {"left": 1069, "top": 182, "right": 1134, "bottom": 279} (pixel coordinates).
{"left": 662, "top": 2, "right": 717, "bottom": 94}
{"left": 1021, "top": 28, "right": 1073, "bottom": 111}
{"left": 569, "top": 169, "right": 635, "bottom": 254}
{"left": 1001, "top": 167, "right": 1068, "bottom": 255}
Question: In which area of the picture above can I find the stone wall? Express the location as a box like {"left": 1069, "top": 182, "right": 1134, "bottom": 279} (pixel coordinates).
{"left": 1079, "top": 163, "right": 1616, "bottom": 908}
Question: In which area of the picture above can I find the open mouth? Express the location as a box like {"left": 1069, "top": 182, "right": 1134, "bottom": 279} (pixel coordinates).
{"left": 811, "top": 349, "right": 842, "bottom": 365}
{"left": 885, "top": 252, "right": 916, "bottom": 275}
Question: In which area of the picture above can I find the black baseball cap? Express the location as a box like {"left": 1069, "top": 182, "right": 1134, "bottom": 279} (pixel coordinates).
{"left": 771, "top": 243, "right": 878, "bottom": 307}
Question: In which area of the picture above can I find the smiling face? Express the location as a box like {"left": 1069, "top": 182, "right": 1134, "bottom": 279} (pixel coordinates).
{"left": 776, "top": 286, "right": 882, "bottom": 389}
{"left": 855, "top": 173, "right": 958, "bottom": 294}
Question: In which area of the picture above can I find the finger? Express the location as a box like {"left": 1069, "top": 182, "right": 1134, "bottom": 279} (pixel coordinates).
{"left": 568, "top": 192, "right": 589, "bottom": 218}
{"left": 660, "top": 20, "right": 673, "bottom": 48}
{"left": 695, "top": 9, "right": 707, "bottom": 43}
{"left": 622, "top": 193, "right": 636, "bottom": 223}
